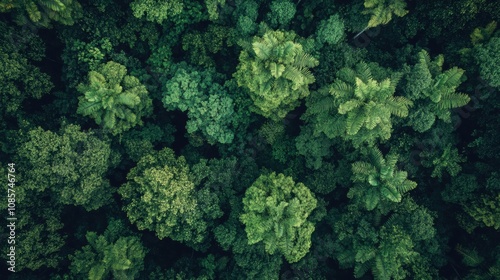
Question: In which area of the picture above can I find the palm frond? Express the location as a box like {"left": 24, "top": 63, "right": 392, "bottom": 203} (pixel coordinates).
{"left": 356, "top": 62, "right": 373, "bottom": 83}
{"left": 346, "top": 109, "right": 365, "bottom": 135}
{"left": 438, "top": 92, "right": 470, "bottom": 109}
{"left": 294, "top": 52, "right": 319, "bottom": 68}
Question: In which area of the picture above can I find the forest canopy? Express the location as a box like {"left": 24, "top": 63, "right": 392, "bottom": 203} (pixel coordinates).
{"left": 0, "top": 0, "right": 499, "bottom": 279}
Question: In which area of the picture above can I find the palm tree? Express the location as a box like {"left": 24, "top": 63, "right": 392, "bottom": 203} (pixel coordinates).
{"left": 350, "top": 147, "right": 417, "bottom": 210}
{"left": 328, "top": 62, "right": 412, "bottom": 146}
{"left": 234, "top": 30, "right": 318, "bottom": 120}
{"left": 354, "top": 0, "right": 408, "bottom": 39}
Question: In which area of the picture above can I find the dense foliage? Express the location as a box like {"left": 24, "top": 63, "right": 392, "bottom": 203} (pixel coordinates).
{"left": 1, "top": 0, "right": 499, "bottom": 279}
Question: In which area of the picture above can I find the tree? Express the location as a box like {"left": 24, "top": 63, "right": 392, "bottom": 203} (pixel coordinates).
{"left": 1, "top": 0, "right": 82, "bottom": 27}
{"left": 68, "top": 219, "right": 147, "bottom": 280}
{"left": 348, "top": 147, "right": 417, "bottom": 211}
{"left": 295, "top": 125, "right": 333, "bottom": 170}
{"left": 329, "top": 198, "right": 441, "bottom": 280}
{"left": 240, "top": 172, "right": 317, "bottom": 263}
{"left": 464, "top": 194, "right": 500, "bottom": 230}
{"left": 304, "top": 62, "right": 412, "bottom": 147}
{"left": 130, "top": 0, "right": 183, "bottom": 24}
{"left": 362, "top": 0, "right": 408, "bottom": 29}
{"left": 77, "top": 61, "right": 153, "bottom": 135}
{"left": 315, "top": 14, "right": 345, "bottom": 46}
{"left": 265, "top": 0, "right": 296, "bottom": 29}
{"left": 443, "top": 173, "right": 500, "bottom": 232}
{"left": 118, "top": 148, "right": 208, "bottom": 247}
{"left": 420, "top": 143, "right": 465, "bottom": 180}
{"left": 403, "top": 50, "right": 470, "bottom": 132}
{"left": 162, "top": 65, "right": 237, "bottom": 144}
{"left": 0, "top": 21, "right": 53, "bottom": 125}
{"left": 16, "top": 124, "right": 114, "bottom": 210}
{"left": 181, "top": 25, "right": 236, "bottom": 67}
{"left": 475, "top": 36, "right": 500, "bottom": 88}
{"left": 204, "top": 0, "right": 225, "bottom": 21}
{"left": 234, "top": 30, "right": 319, "bottom": 121}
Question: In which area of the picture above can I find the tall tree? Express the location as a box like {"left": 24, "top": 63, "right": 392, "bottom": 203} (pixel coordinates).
{"left": 304, "top": 62, "right": 412, "bottom": 147}
{"left": 329, "top": 198, "right": 442, "bottom": 280}
{"left": 234, "top": 30, "right": 318, "bottom": 121}
{"left": 68, "top": 219, "right": 147, "bottom": 280}
{"left": 362, "top": 0, "right": 408, "bottom": 28}
{"left": 240, "top": 172, "right": 317, "bottom": 263}
{"left": 403, "top": 50, "right": 470, "bottom": 132}
{"left": 162, "top": 65, "right": 237, "bottom": 144}
{"left": 0, "top": 21, "right": 53, "bottom": 125}
{"left": 77, "top": 61, "right": 153, "bottom": 135}
{"left": 349, "top": 147, "right": 417, "bottom": 211}
{"left": 16, "top": 124, "right": 114, "bottom": 210}
{"left": 0, "top": 0, "right": 82, "bottom": 27}
{"left": 118, "top": 148, "right": 209, "bottom": 247}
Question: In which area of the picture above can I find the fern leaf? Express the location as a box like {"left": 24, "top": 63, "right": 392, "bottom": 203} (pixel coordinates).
{"left": 307, "top": 96, "right": 336, "bottom": 114}
{"left": 294, "top": 52, "right": 319, "bottom": 68}
{"left": 352, "top": 161, "right": 376, "bottom": 176}
{"left": 354, "top": 259, "right": 372, "bottom": 278}
{"left": 282, "top": 65, "right": 305, "bottom": 85}
{"left": 356, "top": 62, "right": 373, "bottom": 83}
{"left": 369, "top": 148, "right": 385, "bottom": 169}
{"left": 116, "top": 93, "right": 140, "bottom": 107}
{"left": 338, "top": 99, "right": 362, "bottom": 114}
{"left": 269, "top": 62, "right": 285, "bottom": 78}
{"left": 337, "top": 67, "right": 358, "bottom": 84}
{"left": 103, "top": 110, "right": 116, "bottom": 129}
{"left": 346, "top": 110, "right": 365, "bottom": 135}
{"left": 441, "top": 67, "right": 464, "bottom": 88}
{"left": 381, "top": 185, "right": 401, "bottom": 202}
{"left": 78, "top": 101, "right": 101, "bottom": 116}
{"left": 26, "top": 2, "right": 42, "bottom": 22}
{"left": 385, "top": 96, "right": 411, "bottom": 117}
{"left": 365, "top": 187, "right": 380, "bottom": 210}
{"left": 374, "top": 255, "right": 390, "bottom": 280}
{"left": 39, "top": 0, "right": 65, "bottom": 12}
{"left": 299, "top": 67, "right": 316, "bottom": 84}
{"left": 397, "top": 179, "right": 417, "bottom": 193}
{"left": 385, "top": 153, "right": 398, "bottom": 168}
{"left": 252, "top": 42, "right": 270, "bottom": 60}
{"left": 330, "top": 80, "right": 353, "bottom": 97}
{"left": 438, "top": 92, "right": 470, "bottom": 109}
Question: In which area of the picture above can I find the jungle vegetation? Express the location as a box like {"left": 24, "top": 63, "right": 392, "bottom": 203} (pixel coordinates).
{"left": 0, "top": 0, "right": 499, "bottom": 279}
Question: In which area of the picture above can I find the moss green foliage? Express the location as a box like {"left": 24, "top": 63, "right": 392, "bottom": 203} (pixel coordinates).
{"left": 0, "top": 21, "right": 53, "bottom": 123}
{"left": 16, "top": 124, "right": 114, "bottom": 210}
{"left": 0, "top": 0, "right": 82, "bottom": 27}
{"left": 475, "top": 36, "right": 500, "bottom": 88}
{"left": 316, "top": 14, "right": 345, "bottom": 46}
{"left": 305, "top": 62, "right": 412, "bottom": 147}
{"left": 403, "top": 50, "right": 470, "bottom": 132}
{"left": 119, "top": 148, "right": 218, "bottom": 248}
{"left": 363, "top": 0, "right": 408, "bottom": 28}
{"left": 0, "top": 193, "right": 65, "bottom": 271}
{"left": 77, "top": 61, "right": 153, "bottom": 135}
{"left": 68, "top": 219, "right": 147, "bottom": 279}
{"left": 162, "top": 65, "right": 237, "bottom": 144}
{"left": 2, "top": 0, "right": 499, "bottom": 279}
{"left": 266, "top": 0, "right": 296, "bottom": 29}
{"left": 181, "top": 25, "right": 235, "bottom": 67}
{"left": 349, "top": 147, "right": 417, "bottom": 211}
{"left": 240, "top": 172, "right": 317, "bottom": 263}
{"left": 420, "top": 143, "right": 465, "bottom": 179}
{"left": 330, "top": 198, "right": 441, "bottom": 280}
{"left": 130, "top": 0, "right": 183, "bottom": 24}
{"left": 234, "top": 30, "right": 318, "bottom": 121}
